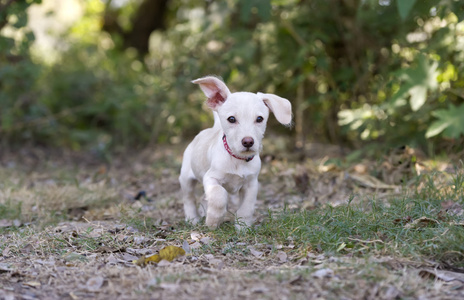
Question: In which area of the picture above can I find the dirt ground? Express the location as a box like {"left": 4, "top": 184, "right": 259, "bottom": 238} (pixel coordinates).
{"left": 1, "top": 142, "right": 463, "bottom": 299}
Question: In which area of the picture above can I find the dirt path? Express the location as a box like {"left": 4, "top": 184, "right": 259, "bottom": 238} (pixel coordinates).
{"left": 1, "top": 146, "right": 463, "bottom": 299}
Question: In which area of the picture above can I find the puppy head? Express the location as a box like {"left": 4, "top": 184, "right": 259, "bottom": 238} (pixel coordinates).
{"left": 192, "top": 76, "right": 292, "bottom": 157}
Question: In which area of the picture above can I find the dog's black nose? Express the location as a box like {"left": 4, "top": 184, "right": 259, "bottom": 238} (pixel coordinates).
{"left": 242, "top": 137, "right": 254, "bottom": 148}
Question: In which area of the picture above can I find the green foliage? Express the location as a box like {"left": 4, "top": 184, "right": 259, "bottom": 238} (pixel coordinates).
{"left": 0, "top": 0, "right": 463, "bottom": 152}
{"left": 397, "top": 55, "right": 438, "bottom": 112}
{"left": 396, "top": 0, "right": 417, "bottom": 21}
{"left": 426, "top": 103, "right": 464, "bottom": 139}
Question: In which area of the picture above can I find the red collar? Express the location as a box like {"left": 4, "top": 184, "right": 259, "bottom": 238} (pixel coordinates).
{"left": 222, "top": 135, "right": 254, "bottom": 162}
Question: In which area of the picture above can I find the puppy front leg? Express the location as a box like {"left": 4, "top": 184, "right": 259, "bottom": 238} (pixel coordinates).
{"left": 180, "top": 177, "right": 200, "bottom": 224}
{"left": 204, "top": 178, "right": 228, "bottom": 229}
{"left": 235, "top": 178, "right": 258, "bottom": 231}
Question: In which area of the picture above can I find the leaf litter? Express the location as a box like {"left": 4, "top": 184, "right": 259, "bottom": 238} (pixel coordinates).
{"left": 1, "top": 146, "right": 464, "bottom": 299}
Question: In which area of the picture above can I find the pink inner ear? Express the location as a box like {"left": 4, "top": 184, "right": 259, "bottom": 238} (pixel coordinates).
{"left": 206, "top": 92, "right": 226, "bottom": 109}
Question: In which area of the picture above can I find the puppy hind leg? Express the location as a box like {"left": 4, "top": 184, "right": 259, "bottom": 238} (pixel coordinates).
{"left": 224, "top": 193, "right": 240, "bottom": 222}
{"left": 235, "top": 179, "right": 258, "bottom": 231}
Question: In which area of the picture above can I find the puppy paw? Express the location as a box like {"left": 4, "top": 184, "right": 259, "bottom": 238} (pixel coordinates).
{"left": 185, "top": 216, "right": 200, "bottom": 225}
{"left": 234, "top": 222, "right": 252, "bottom": 232}
{"left": 205, "top": 215, "right": 222, "bottom": 229}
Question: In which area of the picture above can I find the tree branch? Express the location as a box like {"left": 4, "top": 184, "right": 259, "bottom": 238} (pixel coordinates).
{"left": 0, "top": 0, "right": 17, "bottom": 30}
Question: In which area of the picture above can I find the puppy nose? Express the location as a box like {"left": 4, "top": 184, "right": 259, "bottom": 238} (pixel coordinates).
{"left": 242, "top": 137, "right": 254, "bottom": 148}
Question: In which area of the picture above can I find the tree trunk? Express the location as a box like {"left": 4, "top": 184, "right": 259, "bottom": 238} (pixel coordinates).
{"left": 103, "top": 0, "right": 169, "bottom": 55}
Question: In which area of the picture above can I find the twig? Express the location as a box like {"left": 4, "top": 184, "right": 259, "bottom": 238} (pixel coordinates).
{"left": 348, "top": 237, "right": 384, "bottom": 244}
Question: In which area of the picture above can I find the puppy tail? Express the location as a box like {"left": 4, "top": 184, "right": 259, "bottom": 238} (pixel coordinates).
{"left": 213, "top": 111, "right": 221, "bottom": 129}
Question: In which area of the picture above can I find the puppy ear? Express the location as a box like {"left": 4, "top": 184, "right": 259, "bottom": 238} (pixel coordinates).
{"left": 258, "top": 92, "right": 292, "bottom": 126}
{"left": 192, "top": 76, "right": 231, "bottom": 110}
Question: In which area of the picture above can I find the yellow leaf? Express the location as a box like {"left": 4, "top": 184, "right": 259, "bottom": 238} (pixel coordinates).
{"left": 158, "top": 245, "right": 186, "bottom": 261}
{"left": 145, "top": 254, "right": 162, "bottom": 263}
{"left": 133, "top": 246, "right": 185, "bottom": 266}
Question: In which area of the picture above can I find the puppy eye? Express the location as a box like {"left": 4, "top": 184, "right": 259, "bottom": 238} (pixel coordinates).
{"left": 227, "top": 116, "right": 236, "bottom": 123}
{"left": 256, "top": 116, "right": 264, "bottom": 123}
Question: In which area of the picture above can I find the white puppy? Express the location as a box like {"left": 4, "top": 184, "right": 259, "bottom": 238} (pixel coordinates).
{"left": 179, "top": 76, "right": 292, "bottom": 230}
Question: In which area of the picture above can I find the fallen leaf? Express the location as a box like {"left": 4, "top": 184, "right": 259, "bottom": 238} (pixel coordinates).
{"left": 133, "top": 245, "right": 185, "bottom": 266}
{"left": 85, "top": 276, "right": 104, "bottom": 292}
{"left": 276, "top": 251, "right": 288, "bottom": 263}
{"left": 158, "top": 245, "right": 186, "bottom": 261}
{"left": 450, "top": 221, "right": 464, "bottom": 227}
{"left": 191, "top": 232, "right": 202, "bottom": 241}
{"left": 23, "top": 281, "right": 41, "bottom": 288}
{"left": 189, "top": 241, "right": 202, "bottom": 249}
{"left": 251, "top": 286, "right": 270, "bottom": 293}
{"left": 121, "top": 253, "right": 138, "bottom": 262}
{"left": 34, "top": 259, "right": 55, "bottom": 266}
{"left": 204, "top": 254, "right": 214, "bottom": 260}
{"left": 248, "top": 247, "right": 264, "bottom": 258}
{"left": 159, "top": 282, "right": 179, "bottom": 291}
{"left": 419, "top": 269, "right": 464, "bottom": 283}
{"left": 393, "top": 216, "right": 412, "bottom": 225}
{"left": 20, "top": 244, "right": 33, "bottom": 254}
{"left": 200, "top": 236, "right": 211, "bottom": 245}
{"left": 133, "top": 236, "right": 147, "bottom": 245}
{"left": 204, "top": 255, "right": 224, "bottom": 269}
{"left": 182, "top": 240, "right": 191, "bottom": 254}
{"left": 405, "top": 217, "right": 439, "bottom": 229}
{"left": 157, "top": 260, "right": 172, "bottom": 267}
{"left": 312, "top": 268, "right": 334, "bottom": 279}
{"left": 0, "top": 263, "right": 13, "bottom": 273}
{"left": 0, "top": 219, "right": 13, "bottom": 227}
{"left": 2, "top": 247, "right": 11, "bottom": 257}
{"left": 288, "top": 275, "right": 303, "bottom": 285}
{"left": 336, "top": 242, "right": 346, "bottom": 252}
{"left": 348, "top": 173, "right": 397, "bottom": 189}
{"left": 63, "top": 252, "right": 88, "bottom": 262}
{"left": 126, "top": 248, "right": 152, "bottom": 256}
{"left": 95, "top": 246, "right": 125, "bottom": 253}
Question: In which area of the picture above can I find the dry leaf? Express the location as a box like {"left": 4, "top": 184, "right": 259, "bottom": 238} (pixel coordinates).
{"left": 200, "top": 237, "right": 211, "bottom": 245}
{"left": 2, "top": 247, "right": 11, "bottom": 257}
{"left": 312, "top": 268, "right": 334, "bottom": 279}
{"left": 0, "top": 219, "right": 13, "bottom": 228}
{"left": 248, "top": 247, "right": 264, "bottom": 258}
{"left": 157, "top": 259, "right": 172, "bottom": 267}
{"left": 189, "top": 241, "right": 202, "bottom": 249}
{"left": 133, "top": 236, "right": 147, "bottom": 245}
{"left": 182, "top": 240, "right": 191, "bottom": 254}
{"left": 191, "top": 232, "right": 202, "bottom": 241}
{"left": 209, "top": 258, "right": 224, "bottom": 269}
{"left": 251, "top": 286, "right": 270, "bottom": 293}
{"left": 133, "top": 245, "right": 186, "bottom": 266}
{"left": 159, "top": 282, "right": 180, "bottom": 291}
{"left": 23, "top": 281, "right": 41, "bottom": 288}
{"left": 158, "top": 245, "right": 186, "bottom": 261}
{"left": 0, "top": 263, "right": 13, "bottom": 273}
{"left": 85, "top": 276, "right": 104, "bottom": 292}
{"left": 419, "top": 269, "right": 464, "bottom": 283}
{"left": 276, "top": 251, "right": 288, "bottom": 263}
{"left": 121, "top": 253, "right": 138, "bottom": 262}
{"left": 405, "top": 217, "right": 439, "bottom": 229}
{"left": 348, "top": 173, "right": 397, "bottom": 189}
{"left": 450, "top": 221, "right": 464, "bottom": 227}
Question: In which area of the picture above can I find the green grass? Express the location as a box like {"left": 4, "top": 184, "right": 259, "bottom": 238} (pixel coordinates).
{"left": 167, "top": 171, "right": 464, "bottom": 268}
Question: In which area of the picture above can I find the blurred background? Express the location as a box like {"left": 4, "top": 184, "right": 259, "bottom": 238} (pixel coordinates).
{"left": 0, "top": 0, "right": 463, "bottom": 157}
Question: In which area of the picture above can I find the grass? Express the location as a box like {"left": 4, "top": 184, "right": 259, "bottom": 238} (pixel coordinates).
{"left": 1, "top": 150, "right": 463, "bottom": 299}
{"left": 164, "top": 171, "right": 464, "bottom": 269}
{"left": 2, "top": 166, "right": 463, "bottom": 265}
